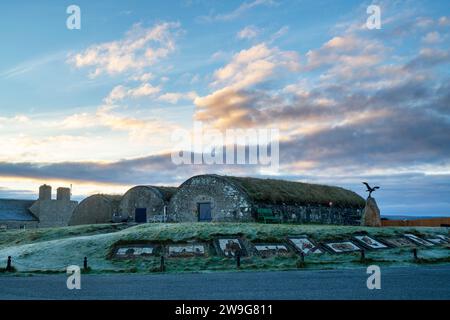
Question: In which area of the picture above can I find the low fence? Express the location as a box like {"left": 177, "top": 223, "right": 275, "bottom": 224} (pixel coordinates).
{"left": 382, "top": 217, "right": 450, "bottom": 227}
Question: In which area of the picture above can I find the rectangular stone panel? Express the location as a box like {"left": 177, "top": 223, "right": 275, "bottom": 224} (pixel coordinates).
{"left": 288, "top": 237, "right": 323, "bottom": 255}
{"left": 353, "top": 235, "right": 388, "bottom": 249}
{"left": 324, "top": 241, "right": 361, "bottom": 253}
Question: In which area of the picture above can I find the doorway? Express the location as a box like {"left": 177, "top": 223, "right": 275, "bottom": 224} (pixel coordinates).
{"left": 198, "top": 203, "right": 212, "bottom": 222}
{"left": 135, "top": 208, "right": 147, "bottom": 223}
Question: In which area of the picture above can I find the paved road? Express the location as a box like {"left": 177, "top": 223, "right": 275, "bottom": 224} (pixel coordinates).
{"left": 1, "top": 265, "right": 449, "bottom": 300}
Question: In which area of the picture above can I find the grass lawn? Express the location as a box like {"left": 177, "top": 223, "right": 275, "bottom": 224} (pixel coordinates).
{"left": 0, "top": 223, "right": 448, "bottom": 274}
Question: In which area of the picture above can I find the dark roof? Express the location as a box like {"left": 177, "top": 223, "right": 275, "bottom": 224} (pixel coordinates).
{"left": 152, "top": 186, "right": 177, "bottom": 202}
{"left": 77, "top": 194, "right": 122, "bottom": 207}
{"left": 126, "top": 186, "right": 177, "bottom": 202}
{"left": 99, "top": 194, "right": 122, "bottom": 201}
{"left": 219, "top": 175, "right": 365, "bottom": 208}
{"left": 95, "top": 194, "right": 122, "bottom": 206}
{"left": 0, "top": 199, "right": 38, "bottom": 221}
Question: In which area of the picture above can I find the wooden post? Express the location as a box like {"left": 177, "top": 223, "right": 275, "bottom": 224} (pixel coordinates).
{"left": 297, "top": 252, "right": 305, "bottom": 268}
{"left": 413, "top": 248, "right": 418, "bottom": 260}
{"left": 360, "top": 249, "right": 366, "bottom": 262}
{"left": 83, "top": 257, "right": 88, "bottom": 270}
{"left": 236, "top": 251, "right": 241, "bottom": 268}
{"left": 160, "top": 256, "right": 165, "bottom": 272}
{"left": 6, "top": 256, "right": 12, "bottom": 271}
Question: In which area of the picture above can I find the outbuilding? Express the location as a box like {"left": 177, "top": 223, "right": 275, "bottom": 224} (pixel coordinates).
{"left": 0, "top": 184, "right": 78, "bottom": 229}
{"left": 68, "top": 194, "right": 122, "bottom": 226}
{"left": 0, "top": 199, "right": 38, "bottom": 230}
{"left": 118, "top": 186, "right": 177, "bottom": 223}
{"left": 168, "top": 174, "right": 365, "bottom": 225}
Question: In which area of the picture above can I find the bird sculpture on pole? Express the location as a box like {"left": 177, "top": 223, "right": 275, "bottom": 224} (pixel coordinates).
{"left": 362, "top": 182, "right": 380, "bottom": 198}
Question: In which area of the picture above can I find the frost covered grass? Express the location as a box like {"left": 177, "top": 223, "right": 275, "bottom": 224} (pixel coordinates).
{"left": 0, "top": 223, "right": 448, "bottom": 274}
{"left": 0, "top": 223, "right": 128, "bottom": 250}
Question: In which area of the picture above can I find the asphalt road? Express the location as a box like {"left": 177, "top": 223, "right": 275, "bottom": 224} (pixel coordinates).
{"left": 1, "top": 265, "right": 449, "bottom": 300}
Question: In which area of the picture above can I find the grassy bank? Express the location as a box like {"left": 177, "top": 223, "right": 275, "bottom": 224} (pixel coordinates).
{"left": 0, "top": 223, "right": 128, "bottom": 250}
{"left": 0, "top": 223, "right": 448, "bottom": 274}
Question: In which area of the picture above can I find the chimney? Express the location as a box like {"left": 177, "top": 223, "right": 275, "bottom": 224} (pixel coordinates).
{"left": 39, "top": 185, "right": 52, "bottom": 201}
{"left": 57, "top": 187, "right": 71, "bottom": 201}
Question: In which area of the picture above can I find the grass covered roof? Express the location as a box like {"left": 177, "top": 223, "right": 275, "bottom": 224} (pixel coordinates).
{"left": 220, "top": 175, "right": 365, "bottom": 208}
{"left": 152, "top": 186, "right": 178, "bottom": 202}
{"left": 94, "top": 194, "right": 123, "bottom": 207}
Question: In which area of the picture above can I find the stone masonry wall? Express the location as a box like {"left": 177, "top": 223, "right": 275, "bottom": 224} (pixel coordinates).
{"left": 30, "top": 200, "right": 78, "bottom": 228}
{"left": 119, "top": 187, "right": 166, "bottom": 222}
{"left": 168, "top": 175, "right": 253, "bottom": 222}
{"left": 69, "top": 196, "right": 117, "bottom": 225}
{"left": 255, "top": 204, "right": 362, "bottom": 225}
{"left": 0, "top": 220, "right": 39, "bottom": 230}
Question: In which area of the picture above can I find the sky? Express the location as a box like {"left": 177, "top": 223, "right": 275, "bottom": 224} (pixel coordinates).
{"left": 0, "top": 0, "right": 449, "bottom": 216}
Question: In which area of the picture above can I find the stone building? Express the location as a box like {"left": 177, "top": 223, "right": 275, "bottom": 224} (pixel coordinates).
{"left": 118, "top": 186, "right": 177, "bottom": 223}
{"left": 0, "top": 185, "right": 78, "bottom": 230}
{"left": 0, "top": 199, "right": 39, "bottom": 230}
{"left": 69, "top": 194, "right": 122, "bottom": 226}
{"left": 168, "top": 174, "right": 365, "bottom": 225}
{"left": 30, "top": 185, "right": 78, "bottom": 228}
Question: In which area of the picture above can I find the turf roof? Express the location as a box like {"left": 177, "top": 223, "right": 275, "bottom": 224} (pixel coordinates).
{"left": 221, "top": 175, "right": 365, "bottom": 208}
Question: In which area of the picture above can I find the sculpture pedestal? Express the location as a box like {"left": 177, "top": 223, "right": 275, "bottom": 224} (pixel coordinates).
{"left": 361, "top": 197, "right": 381, "bottom": 227}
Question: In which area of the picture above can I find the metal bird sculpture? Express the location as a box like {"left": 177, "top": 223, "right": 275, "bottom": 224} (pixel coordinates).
{"left": 362, "top": 182, "right": 380, "bottom": 198}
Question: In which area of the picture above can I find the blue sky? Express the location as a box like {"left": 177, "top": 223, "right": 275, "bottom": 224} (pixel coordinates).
{"left": 0, "top": 0, "right": 449, "bottom": 216}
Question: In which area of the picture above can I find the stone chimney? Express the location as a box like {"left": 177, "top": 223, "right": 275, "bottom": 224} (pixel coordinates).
{"left": 39, "top": 185, "right": 52, "bottom": 201}
{"left": 57, "top": 187, "right": 71, "bottom": 201}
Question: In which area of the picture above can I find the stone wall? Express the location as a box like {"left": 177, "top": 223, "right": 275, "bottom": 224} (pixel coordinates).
{"left": 382, "top": 217, "right": 450, "bottom": 227}
{"left": 168, "top": 175, "right": 253, "bottom": 222}
{"left": 119, "top": 186, "right": 167, "bottom": 222}
{"left": 30, "top": 200, "right": 78, "bottom": 228}
{"left": 0, "top": 220, "right": 39, "bottom": 230}
{"left": 254, "top": 204, "right": 362, "bottom": 225}
{"left": 56, "top": 187, "right": 71, "bottom": 201}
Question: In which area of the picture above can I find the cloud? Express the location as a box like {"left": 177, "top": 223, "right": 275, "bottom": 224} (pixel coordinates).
{"left": 200, "top": 0, "right": 276, "bottom": 22}
{"left": 422, "top": 31, "right": 442, "bottom": 44}
{"left": 0, "top": 150, "right": 266, "bottom": 186}
{"left": 104, "top": 85, "right": 127, "bottom": 104}
{"left": 128, "top": 72, "right": 154, "bottom": 82}
{"left": 128, "top": 83, "right": 161, "bottom": 98}
{"left": 68, "top": 22, "right": 181, "bottom": 77}
{"left": 304, "top": 35, "right": 384, "bottom": 71}
{"left": 194, "top": 43, "right": 300, "bottom": 129}
{"left": 0, "top": 133, "right": 109, "bottom": 163}
{"left": 439, "top": 16, "right": 450, "bottom": 26}
{"left": 79, "top": 106, "right": 182, "bottom": 144}
{"left": 211, "top": 43, "right": 299, "bottom": 89}
{"left": 209, "top": 50, "right": 230, "bottom": 62}
{"left": 191, "top": 7, "right": 450, "bottom": 185}
{"left": 0, "top": 115, "right": 30, "bottom": 127}
{"left": 280, "top": 106, "right": 450, "bottom": 172}
{"left": 0, "top": 52, "right": 66, "bottom": 79}
{"left": 0, "top": 105, "right": 187, "bottom": 164}
{"left": 269, "top": 26, "right": 289, "bottom": 43}
{"left": 157, "top": 91, "right": 198, "bottom": 104}
{"left": 404, "top": 48, "right": 450, "bottom": 70}
{"left": 61, "top": 113, "right": 98, "bottom": 129}
{"left": 104, "top": 83, "right": 197, "bottom": 105}
{"left": 0, "top": 187, "right": 36, "bottom": 200}
{"left": 104, "top": 83, "right": 161, "bottom": 104}
{"left": 237, "top": 26, "right": 259, "bottom": 39}
{"left": 416, "top": 17, "right": 434, "bottom": 28}
{"left": 0, "top": 155, "right": 177, "bottom": 185}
